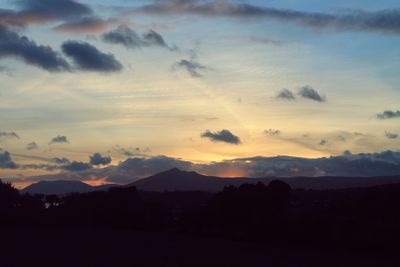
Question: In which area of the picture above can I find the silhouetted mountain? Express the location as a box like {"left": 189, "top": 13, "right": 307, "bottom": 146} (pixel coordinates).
{"left": 21, "top": 180, "right": 117, "bottom": 195}
{"left": 131, "top": 168, "right": 400, "bottom": 192}
{"left": 130, "top": 168, "right": 248, "bottom": 192}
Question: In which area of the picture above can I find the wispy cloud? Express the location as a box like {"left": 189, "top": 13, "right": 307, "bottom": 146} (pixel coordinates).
{"left": 131, "top": 1, "right": 400, "bottom": 35}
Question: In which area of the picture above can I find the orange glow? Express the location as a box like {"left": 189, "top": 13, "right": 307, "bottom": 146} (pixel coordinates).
{"left": 83, "top": 176, "right": 109, "bottom": 186}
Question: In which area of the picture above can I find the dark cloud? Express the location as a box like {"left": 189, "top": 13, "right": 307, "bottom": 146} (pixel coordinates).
{"left": 133, "top": 1, "right": 400, "bottom": 35}
{"left": 112, "top": 146, "right": 150, "bottom": 157}
{"left": 89, "top": 153, "right": 112, "bottom": 166}
{"left": 102, "top": 25, "right": 174, "bottom": 50}
{"left": 173, "top": 58, "right": 207, "bottom": 77}
{"left": 195, "top": 150, "right": 400, "bottom": 177}
{"left": 319, "top": 139, "right": 328, "bottom": 146}
{"left": 49, "top": 135, "right": 69, "bottom": 145}
{"left": 0, "top": 26, "right": 70, "bottom": 72}
{"left": 0, "top": 149, "right": 18, "bottom": 169}
{"left": 201, "top": 129, "right": 241, "bottom": 144}
{"left": 276, "top": 88, "right": 295, "bottom": 100}
{"left": 115, "top": 155, "right": 193, "bottom": 182}
{"left": 376, "top": 110, "right": 400, "bottom": 120}
{"left": 265, "top": 129, "right": 281, "bottom": 136}
{"left": 0, "top": 131, "right": 19, "bottom": 139}
{"left": 0, "top": 0, "right": 92, "bottom": 27}
{"left": 62, "top": 161, "right": 92, "bottom": 172}
{"left": 385, "top": 131, "right": 398, "bottom": 139}
{"left": 62, "top": 41, "right": 123, "bottom": 72}
{"left": 26, "top": 142, "right": 38, "bottom": 150}
{"left": 14, "top": 150, "right": 400, "bottom": 184}
{"left": 298, "top": 85, "right": 326, "bottom": 102}
{"left": 51, "top": 157, "right": 70, "bottom": 164}
{"left": 53, "top": 17, "right": 110, "bottom": 34}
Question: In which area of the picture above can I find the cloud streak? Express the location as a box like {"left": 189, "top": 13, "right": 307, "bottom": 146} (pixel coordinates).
{"left": 132, "top": 1, "right": 400, "bottom": 35}
{"left": 172, "top": 58, "right": 207, "bottom": 77}
{"left": 53, "top": 17, "right": 111, "bottom": 34}
{"left": 0, "top": 0, "right": 92, "bottom": 27}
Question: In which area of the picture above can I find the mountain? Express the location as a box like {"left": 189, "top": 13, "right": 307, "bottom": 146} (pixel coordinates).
{"left": 21, "top": 180, "right": 118, "bottom": 195}
{"left": 130, "top": 168, "right": 249, "bottom": 192}
{"left": 21, "top": 169, "right": 400, "bottom": 195}
{"left": 130, "top": 168, "right": 400, "bottom": 192}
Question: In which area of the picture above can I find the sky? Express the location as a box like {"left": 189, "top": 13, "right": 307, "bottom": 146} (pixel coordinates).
{"left": 0, "top": 0, "right": 400, "bottom": 187}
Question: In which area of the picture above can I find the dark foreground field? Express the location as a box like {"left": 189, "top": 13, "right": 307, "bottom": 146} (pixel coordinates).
{"left": 2, "top": 179, "right": 400, "bottom": 266}
{"left": 2, "top": 227, "right": 398, "bottom": 267}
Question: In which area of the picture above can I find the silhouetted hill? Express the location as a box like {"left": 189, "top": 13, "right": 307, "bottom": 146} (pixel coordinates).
{"left": 21, "top": 180, "right": 117, "bottom": 195}
{"left": 130, "top": 168, "right": 249, "bottom": 192}
{"left": 131, "top": 168, "right": 400, "bottom": 192}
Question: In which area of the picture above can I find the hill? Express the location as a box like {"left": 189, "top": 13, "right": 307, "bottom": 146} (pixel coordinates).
{"left": 131, "top": 168, "right": 400, "bottom": 192}
{"left": 21, "top": 180, "right": 117, "bottom": 195}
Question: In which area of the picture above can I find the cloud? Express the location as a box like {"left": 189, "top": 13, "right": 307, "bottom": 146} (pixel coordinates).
{"left": 195, "top": 150, "right": 400, "bottom": 178}
{"left": 172, "top": 58, "right": 207, "bottom": 77}
{"left": 250, "top": 36, "right": 285, "bottom": 46}
{"left": 62, "top": 41, "right": 123, "bottom": 72}
{"left": 53, "top": 17, "right": 110, "bottom": 34}
{"left": 13, "top": 150, "right": 400, "bottom": 185}
{"left": 385, "top": 131, "right": 398, "bottom": 139}
{"left": 112, "top": 146, "right": 150, "bottom": 157}
{"left": 319, "top": 139, "right": 328, "bottom": 146}
{"left": 49, "top": 135, "right": 69, "bottom": 145}
{"left": 276, "top": 88, "right": 295, "bottom": 100}
{"left": 0, "top": 131, "right": 19, "bottom": 139}
{"left": 0, "top": 149, "right": 18, "bottom": 169}
{"left": 90, "top": 153, "right": 112, "bottom": 166}
{"left": 114, "top": 155, "right": 193, "bottom": 182}
{"left": 102, "top": 25, "right": 174, "bottom": 50}
{"left": 26, "top": 142, "right": 38, "bottom": 150}
{"left": 265, "top": 129, "right": 281, "bottom": 136}
{"left": 376, "top": 110, "right": 400, "bottom": 119}
{"left": 51, "top": 157, "right": 70, "bottom": 164}
{"left": 0, "top": 0, "right": 92, "bottom": 27}
{"left": 132, "top": 1, "right": 400, "bottom": 35}
{"left": 0, "top": 26, "right": 70, "bottom": 72}
{"left": 201, "top": 129, "right": 241, "bottom": 144}
{"left": 61, "top": 161, "right": 92, "bottom": 171}
{"left": 298, "top": 85, "right": 326, "bottom": 102}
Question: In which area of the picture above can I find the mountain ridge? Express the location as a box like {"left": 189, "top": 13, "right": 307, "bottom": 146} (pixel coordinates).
{"left": 20, "top": 168, "right": 400, "bottom": 194}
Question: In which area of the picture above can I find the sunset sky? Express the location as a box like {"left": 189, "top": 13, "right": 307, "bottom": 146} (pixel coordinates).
{"left": 0, "top": 0, "right": 400, "bottom": 186}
